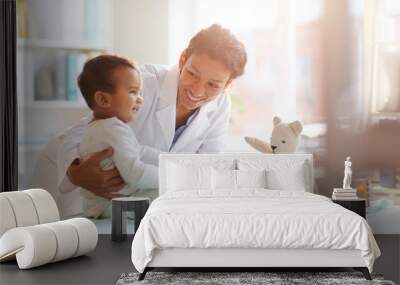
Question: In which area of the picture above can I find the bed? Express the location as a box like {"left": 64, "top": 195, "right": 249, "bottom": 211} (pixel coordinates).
{"left": 131, "top": 153, "right": 380, "bottom": 280}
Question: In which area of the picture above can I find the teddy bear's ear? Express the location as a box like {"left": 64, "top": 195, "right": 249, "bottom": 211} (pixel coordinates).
{"left": 289, "top": 120, "right": 303, "bottom": 136}
{"left": 273, "top": 116, "right": 281, "bottom": 126}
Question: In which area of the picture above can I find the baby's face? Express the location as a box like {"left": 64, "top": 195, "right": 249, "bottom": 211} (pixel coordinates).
{"left": 109, "top": 67, "right": 142, "bottom": 123}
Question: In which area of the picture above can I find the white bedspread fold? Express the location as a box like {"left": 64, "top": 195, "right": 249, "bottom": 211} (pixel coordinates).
{"left": 131, "top": 190, "right": 380, "bottom": 273}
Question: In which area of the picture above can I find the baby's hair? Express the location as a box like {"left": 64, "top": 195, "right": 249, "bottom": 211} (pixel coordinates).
{"left": 78, "top": 54, "right": 140, "bottom": 109}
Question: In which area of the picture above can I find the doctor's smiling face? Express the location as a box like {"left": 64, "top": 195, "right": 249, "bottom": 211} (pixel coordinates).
{"left": 177, "top": 51, "right": 232, "bottom": 112}
{"left": 175, "top": 24, "right": 247, "bottom": 115}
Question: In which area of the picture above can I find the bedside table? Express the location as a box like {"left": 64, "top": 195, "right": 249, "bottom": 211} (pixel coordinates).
{"left": 111, "top": 197, "right": 150, "bottom": 242}
{"left": 332, "top": 199, "right": 366, "bottom": 218}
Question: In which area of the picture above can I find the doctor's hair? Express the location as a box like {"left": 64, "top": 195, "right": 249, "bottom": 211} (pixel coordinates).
{"left": 77, "top": 54, "right": 140, "bottom": 109}
{"left": 185, "top": 24, "right": 247, "bottom": 79}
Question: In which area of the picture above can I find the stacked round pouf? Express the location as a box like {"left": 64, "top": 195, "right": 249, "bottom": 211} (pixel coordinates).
{"left": 0, "top": 189, "right": 98, "bottom": 269}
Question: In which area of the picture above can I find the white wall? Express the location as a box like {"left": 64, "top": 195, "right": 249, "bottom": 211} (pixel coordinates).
{"left": 167, "top": 0, "right": 197, "bottom": 64}
{"left": 113, "top": 0, "right": 170, "bottom": 65}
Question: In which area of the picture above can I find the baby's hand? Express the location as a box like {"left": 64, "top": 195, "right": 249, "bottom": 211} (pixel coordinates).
{"left": 67, "top": 148, "right": 126, "bottom": 199}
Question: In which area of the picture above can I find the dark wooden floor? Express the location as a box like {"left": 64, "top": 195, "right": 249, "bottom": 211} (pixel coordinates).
{"left": 373, "top": 234, "right": 400, "bottom": 284}
{"left": 0, "top": 235, "right": 134, "bottom": 285}
{"left": 1, "top": 235, "right": 398, "bottom": 285}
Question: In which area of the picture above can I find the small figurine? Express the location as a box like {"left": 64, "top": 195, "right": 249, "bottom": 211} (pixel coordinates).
{"left": 343, "top": 156, "right": 352, "bottom": 189}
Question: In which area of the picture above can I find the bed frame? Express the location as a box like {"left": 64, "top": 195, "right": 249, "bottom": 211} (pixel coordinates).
{"left": 138, "top": 154, "right": 371, "bottom": 280}
{"left": 140, "top": 248, "right": 370, "bottom": 280}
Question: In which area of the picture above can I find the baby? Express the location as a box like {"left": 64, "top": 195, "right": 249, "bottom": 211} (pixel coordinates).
{"left": 77, "top": 55, "right": 157, "bottom": 218}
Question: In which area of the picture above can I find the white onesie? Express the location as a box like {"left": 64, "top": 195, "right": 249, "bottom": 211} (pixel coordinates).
{"left": 78, "top": 117, "right": 158, "bottom": 218}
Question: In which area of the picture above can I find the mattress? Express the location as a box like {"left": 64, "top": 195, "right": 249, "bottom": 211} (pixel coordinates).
{"left": 131, "top": 190, "right": 380, "bottom": 273}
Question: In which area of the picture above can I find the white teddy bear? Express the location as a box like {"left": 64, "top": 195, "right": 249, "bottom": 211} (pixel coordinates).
{"left": 245, "top": 116, "right": 303, "bottom": 154}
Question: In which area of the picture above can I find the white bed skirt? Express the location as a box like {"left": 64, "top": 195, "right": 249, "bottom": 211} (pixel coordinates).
{"left": 148, "top": 248, "right": 366, "bottom": 268}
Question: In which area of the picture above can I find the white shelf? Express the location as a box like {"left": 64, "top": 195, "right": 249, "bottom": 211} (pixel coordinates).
{"left": 18, "top": 143, "right": 46, "bottom": 152}
{"left": 370, "top": 112, "right": 400, "bottom": 118}
{"left": 17, "top": 38, "right": 112, "bottom": 53}
{"left": 27, "top": 100, "right": 89, "bottom": 110}
{"left": 370, "top": 184, "right": 400, "bottom": 205}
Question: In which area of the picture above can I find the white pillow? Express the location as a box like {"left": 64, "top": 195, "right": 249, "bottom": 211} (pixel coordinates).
{"left": 266, "top": 163, "right": 307, "bottom": 191}
{"left": 212, "top": 168, "right": 237, "bottom": 190}
{"left": 236, "top": 169, "right": 268, "bottom": 189}
{"left": 167, "top": 163, "right": 212, "bottom": 191}
{"left": 238, "top": 159, "right": 308, "bottom": 191}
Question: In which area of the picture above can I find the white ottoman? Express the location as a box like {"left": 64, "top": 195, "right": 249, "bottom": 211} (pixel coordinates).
{"left": 0, "top": 189, "right": 98, "bottom": 269}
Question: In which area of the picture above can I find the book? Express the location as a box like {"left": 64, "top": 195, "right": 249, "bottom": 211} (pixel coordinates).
{"left": 332, "top": 195, "right": 359, "bottom": 200}
{"left": 28, "top": 0, "right": 63, "bottom": 41}
{"left": 332, "top": 193, "right": 359, "bottom": 200}
{"left": 76, "top": 53, "right": 89, "bottom": 104}
{"left": 35, "top": 66, "right": 55, "bottom": 100}
{"left": 53, "top": 51, "right": 66, "bottom": 101}
{"left": 66, "top": 52, "right": 79, "bottom": 101}
{"left": 61, "top": 0, "right": 85, "bottom": 42}
{"left": 333, "top": 193, "right": 357, "bottom": 197}
{"left": 332, "top": 187, "right": 358, "bottom": 200}
{"left": 16, "top": 0, "right": 29, "bottom": 38}
{"left": 333, "top": 188, "right": 357, "bottom": 193}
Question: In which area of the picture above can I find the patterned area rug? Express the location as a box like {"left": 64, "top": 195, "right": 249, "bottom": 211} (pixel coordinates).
{"left": 116, "top": 271, "right": 396, "bottom": 285}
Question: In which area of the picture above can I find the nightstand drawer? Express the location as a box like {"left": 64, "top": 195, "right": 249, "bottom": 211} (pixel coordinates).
{"left": 332, "top": 199, "right": 366, "bottom": 218}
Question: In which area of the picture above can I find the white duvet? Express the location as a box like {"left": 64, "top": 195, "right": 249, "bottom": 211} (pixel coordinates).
{"left": 131, "top": 190, "right": 380, "bottom": 273}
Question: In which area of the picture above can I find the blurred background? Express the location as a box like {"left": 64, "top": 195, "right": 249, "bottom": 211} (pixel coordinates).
{"left": 16, "top": 0, "right": 400, "bottom": 235}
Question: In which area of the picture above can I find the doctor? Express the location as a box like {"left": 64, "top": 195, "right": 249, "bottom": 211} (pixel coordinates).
{"left": 57, "top": 24, "right": 247, "bottom": 198}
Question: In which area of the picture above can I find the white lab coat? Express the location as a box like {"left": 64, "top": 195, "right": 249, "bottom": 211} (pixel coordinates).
{"left": 55, "top": 64, "right": 231, "bottom": 193}
{"left": 133, "top": 64, "right": 231, "bottom": 161}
